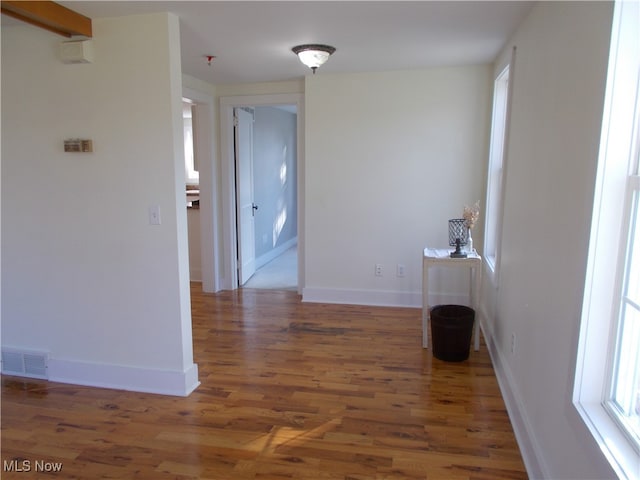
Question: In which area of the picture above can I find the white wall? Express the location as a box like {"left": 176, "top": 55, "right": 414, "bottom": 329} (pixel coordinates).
{"left": 1, "top": 14, "right": 198, "bottom": 396}
{"left": 482, "top": 2, "right": 617, "bottom": 478}
{"left": 216, "top": 80, "right": 304, "bottom": 98}
{"left": 303, "top": 67, "right": 490, "bottom": 306}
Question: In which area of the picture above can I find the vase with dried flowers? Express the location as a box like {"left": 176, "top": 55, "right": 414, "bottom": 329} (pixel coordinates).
{"left": 463, "top": 201, "right": 480, "bottom": 254}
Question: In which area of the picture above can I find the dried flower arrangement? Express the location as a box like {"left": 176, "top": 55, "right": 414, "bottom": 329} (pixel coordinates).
{"left": 463, "top": 201, "right": 480, "bottom": 229}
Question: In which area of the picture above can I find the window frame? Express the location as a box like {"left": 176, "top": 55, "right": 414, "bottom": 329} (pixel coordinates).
{"left": 605, "top": 133, "right": 640, "bottom": 453}
{"left": 574, "top": 1, "right": 640, "bottom": 478}
{"left": 484, "top": 48, "right": 515, "bottom": 285}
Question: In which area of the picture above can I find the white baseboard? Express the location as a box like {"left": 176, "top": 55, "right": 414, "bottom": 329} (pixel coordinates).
{"left": 302, "top": 287, "right": 469, "bottom": 309}
{"left": 255, "top": 237, "right": 297, "bottom": 270}
{"left": 189, "top": 267, "right": 202, "bottom": 282}
{"left": 479, "top": 305, "right": 547, "bottom": 479}
{"left": 46, "top": 358, "right": 200, "bottom": 397}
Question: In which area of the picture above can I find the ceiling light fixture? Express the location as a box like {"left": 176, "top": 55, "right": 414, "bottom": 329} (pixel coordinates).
{"left": 292, "top": 44, "right": 336, "bottom": 74}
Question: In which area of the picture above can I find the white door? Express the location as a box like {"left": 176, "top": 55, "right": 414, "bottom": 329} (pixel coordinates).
{"left": 235, "top": 107, "right": 257, "bottom": 285}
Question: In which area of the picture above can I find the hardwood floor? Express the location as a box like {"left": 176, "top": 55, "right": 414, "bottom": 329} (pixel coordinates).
{"left": 1, "top": 285, "right": 527, "bottom": 479}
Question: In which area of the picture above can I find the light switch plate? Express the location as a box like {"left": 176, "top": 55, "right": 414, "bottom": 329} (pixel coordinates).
{"left": 148, "top": 205, "right": 161, "bottom": 225}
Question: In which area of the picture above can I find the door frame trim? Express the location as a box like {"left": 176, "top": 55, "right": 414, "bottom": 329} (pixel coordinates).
{"left": 183, "top": 86, "right": 220, "bottom": 293}
{"left": 219, "top": 93, "right": 305, "bottom": 292}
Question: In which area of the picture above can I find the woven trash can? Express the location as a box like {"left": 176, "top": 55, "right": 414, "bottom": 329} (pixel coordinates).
{"left": 430, "top": 304, "right": 475, "bottom": 362}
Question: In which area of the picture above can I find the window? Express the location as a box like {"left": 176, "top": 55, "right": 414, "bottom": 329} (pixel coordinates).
{"left": 608, "top": 165, "right": 640, "bottom": 448}
{"left": 484, "top": 52, "right": 513, "bottom": 280}
{"left": 574, "top": 1, "right": 640, "bottom": 478}
{"left": 183, "top": 100, "right": 199, "bottom": 185}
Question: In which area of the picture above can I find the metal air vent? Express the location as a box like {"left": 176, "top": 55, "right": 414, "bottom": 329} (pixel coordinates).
{"left": 1, "top": 349, "right": 49, "bottom": 379}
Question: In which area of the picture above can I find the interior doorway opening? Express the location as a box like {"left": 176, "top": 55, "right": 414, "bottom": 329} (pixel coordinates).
{"left": 182, "top": 87, "right": 219, "bottom": 294}
{"left": 183, "top": 99, "right": 202, "bottom": 283}
{"left": 220, "top": 93, "right": 305, "bottom": 294}
{"left": 233, "top": 104, "right": 298, "bottom": 291}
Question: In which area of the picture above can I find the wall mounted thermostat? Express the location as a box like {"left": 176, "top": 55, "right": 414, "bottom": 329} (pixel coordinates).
{"left": 64, "top": 139, "right": 93, "bottom": 153}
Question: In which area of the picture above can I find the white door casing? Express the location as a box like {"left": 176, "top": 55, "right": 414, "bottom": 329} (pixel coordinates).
{"left": 219, "top": 93, "right": 304, "bottom": 292}
{"left": 182, "top": 86, "right": 219, "bottom": 293}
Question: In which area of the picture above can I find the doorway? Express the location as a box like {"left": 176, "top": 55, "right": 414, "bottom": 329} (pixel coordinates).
{"left": 182, "top": 87, "right": 219, "bottom": 293}
{"left": 220, "top": 93, "right": 305, "bottom": 293}
{"left": 233, "top": 105, "right": 298, "bottom": 291}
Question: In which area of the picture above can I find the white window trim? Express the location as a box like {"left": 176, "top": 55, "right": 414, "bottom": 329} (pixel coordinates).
{"left": 484, "top": 47, "right": 515, "bottom": 286}
{"left": 574, "top": 1, "right": 640, "bottom": 478}
{"left": 606, "top": 174, "right": 640, "bottom": 447}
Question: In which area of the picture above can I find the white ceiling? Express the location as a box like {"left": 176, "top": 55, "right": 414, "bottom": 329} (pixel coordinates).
{"left": 25, "top": 2, "right": 534, "bottom": 85}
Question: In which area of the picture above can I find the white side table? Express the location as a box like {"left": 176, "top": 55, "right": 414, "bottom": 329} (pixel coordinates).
{"left": 422, "top": 247, "right": 482, "bottom": 351}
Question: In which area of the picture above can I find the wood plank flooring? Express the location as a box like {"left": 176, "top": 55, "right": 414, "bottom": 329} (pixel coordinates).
{"left": 1, "top": 285, "right": 527, "bottom": 479}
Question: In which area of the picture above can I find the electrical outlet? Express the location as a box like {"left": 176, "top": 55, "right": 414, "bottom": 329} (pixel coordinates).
{"left": 396, "top": 264, "right": 406, "bottom": 277}
{"left": 375, "top": 264, "right": 383, "bottom": 277}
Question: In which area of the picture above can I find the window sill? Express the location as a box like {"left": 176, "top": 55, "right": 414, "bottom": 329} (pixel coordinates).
{"left": 574, "top": 401, "right": 640, "bottom": 480}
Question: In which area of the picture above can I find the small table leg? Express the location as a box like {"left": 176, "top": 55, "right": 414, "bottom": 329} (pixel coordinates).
{"left": 422, "top": 256, "right": 429, "bottom": 348}
{"left": 472, "top": 265, "right": 481, "bottom": 351}
{"left": 422, "top": 250, "right": 482, "bottom": 352}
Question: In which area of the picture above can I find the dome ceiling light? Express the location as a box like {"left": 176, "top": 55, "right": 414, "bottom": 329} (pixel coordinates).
{"left": 291, "top": 44, "right": 336, "bottom": 74}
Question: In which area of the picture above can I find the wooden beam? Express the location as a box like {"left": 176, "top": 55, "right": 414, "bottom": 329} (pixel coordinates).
{"left": 1, "top": 1, "right": 92, "bottom": 38}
